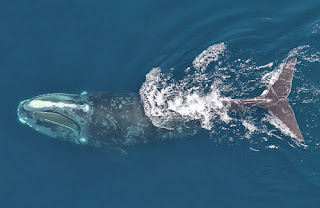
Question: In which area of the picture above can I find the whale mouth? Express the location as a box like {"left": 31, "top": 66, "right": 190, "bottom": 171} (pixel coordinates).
{"left": 17, "top": 97, "right": 81, "bottom": 140}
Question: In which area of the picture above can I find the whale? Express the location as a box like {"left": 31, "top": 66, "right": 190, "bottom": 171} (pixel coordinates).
{"left": 17, "top": 58, "right": 304, "bottom": 147}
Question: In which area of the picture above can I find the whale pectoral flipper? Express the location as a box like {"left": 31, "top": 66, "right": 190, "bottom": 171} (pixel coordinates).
{"left": 267, "top": 100, "right": 304, "bottom": 142}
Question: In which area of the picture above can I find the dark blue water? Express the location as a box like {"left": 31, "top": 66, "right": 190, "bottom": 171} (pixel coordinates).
{"left": 1, "top": 0, "right": 320, "bottom": 207}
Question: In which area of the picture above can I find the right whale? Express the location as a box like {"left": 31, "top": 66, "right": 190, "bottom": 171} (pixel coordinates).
{"left": 17, "top": 58, "right": 303, "bottom": 147}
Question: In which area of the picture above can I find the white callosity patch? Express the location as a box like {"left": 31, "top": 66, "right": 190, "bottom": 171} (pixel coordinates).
{"left": 19, "top": 117, "right": 27, "bottom": 124}
{"left": 28, "top": 100, "right": 78, "bottom": 109}
{"left": 28, "top": 100, "right": 90, "bottom": 113}
{"left": 78, "top": 137, "right": 87, "bottom": 144}
{"left": 83, "top": 104, "right": 90, "bottom": 112}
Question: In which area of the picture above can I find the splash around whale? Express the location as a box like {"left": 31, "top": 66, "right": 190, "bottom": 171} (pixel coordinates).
{"left": 17, "top": 56, "right": 304, "bottom": 148}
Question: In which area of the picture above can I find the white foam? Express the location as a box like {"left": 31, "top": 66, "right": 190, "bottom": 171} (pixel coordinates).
{"left": 264, "top": 114, "right": 297, "bottom": 140}
{"left": 302, "top": 52, "right": 320, "bottom": 63}
{"left": 139, "top": 43, "right": 231, "bottom": 131}
{"left": 312, "top": 23, "right": 319, "bottom": 34}
{"left": 250, "top": 147, "right": 260, "bottom": 152}
{"left": 139, "top": 42, "right": 314, "bottom": 147}
{"left": 288, "top": 45, "right": 320, "bottom": 63}
{"left": 192, "top": 43, "right": 226, "bottom": 72}
{"left": 242, "top": 120, "right": 257, "bottom": 133}
{"left": 261, "top": 63, "right": 283, "bottom": 87}
{"left": 255, "top": 62, "right": 273, "bottom": 70}
{"left": 266, "top": 145, "right": 279, "bottom": 149}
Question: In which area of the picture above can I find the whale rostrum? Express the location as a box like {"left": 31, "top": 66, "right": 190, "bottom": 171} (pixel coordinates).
{"left": 17, "top": 58, "right": 304, "bottom": 147}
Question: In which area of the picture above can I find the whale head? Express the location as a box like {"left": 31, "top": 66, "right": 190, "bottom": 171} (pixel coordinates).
{"left": 17, "top": 92, "right": 92, "bottom": 145}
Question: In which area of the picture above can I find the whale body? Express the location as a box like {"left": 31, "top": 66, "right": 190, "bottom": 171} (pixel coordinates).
{"left": 17, "top": 58, "right": 304, "bottom": 147}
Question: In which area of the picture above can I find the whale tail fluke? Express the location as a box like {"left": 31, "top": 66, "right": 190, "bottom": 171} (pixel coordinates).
{"left": 261, "top": 58, "right": 297, "bottom": 99}
{"left": 261, "top": 58, "right": 304, "bottom": 142}
{"left": 265, "top": 99, "right": 304, "bottom": 142}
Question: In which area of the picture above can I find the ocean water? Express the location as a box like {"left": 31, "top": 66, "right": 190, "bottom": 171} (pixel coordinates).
{"left": 1, "top": 0, "right": 320, "bottom": 207}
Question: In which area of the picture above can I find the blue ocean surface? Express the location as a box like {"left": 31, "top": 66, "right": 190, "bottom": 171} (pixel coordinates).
{"left": 1, "top": 0, "right": 320, "bottom": 207}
